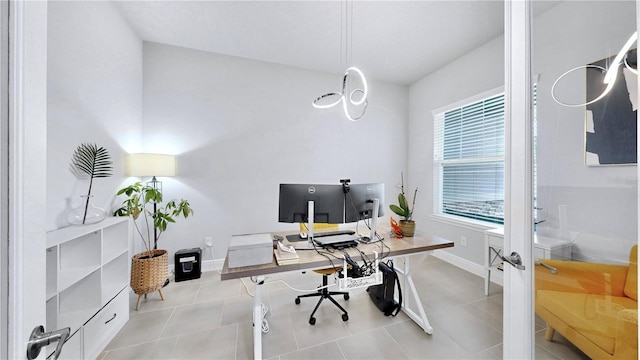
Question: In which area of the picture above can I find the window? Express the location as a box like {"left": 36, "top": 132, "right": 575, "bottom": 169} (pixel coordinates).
{"left": 433, "top": 91, "right": 505, "bottom": 225}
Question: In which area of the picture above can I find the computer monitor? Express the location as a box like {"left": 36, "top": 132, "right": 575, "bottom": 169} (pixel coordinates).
{"left": 344, "top": 183, "right": 385, "bottom": 223}
{"left": 278, "top": 184, "right": 345, "bottom": 224}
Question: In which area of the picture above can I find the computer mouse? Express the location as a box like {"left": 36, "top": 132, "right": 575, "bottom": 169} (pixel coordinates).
{"left": 299, "top": 232, "right": 307, "bottom": 239}
{"left": 361, "top": 236, "right": 371, "bottom": 242}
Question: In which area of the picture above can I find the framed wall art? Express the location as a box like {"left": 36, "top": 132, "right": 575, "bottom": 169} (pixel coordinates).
{"left": 584, "top": 49, "right": 637, "bottom": 166}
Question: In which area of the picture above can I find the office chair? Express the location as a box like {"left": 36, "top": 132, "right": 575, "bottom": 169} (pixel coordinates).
{"left": 295, "top": 267, "right": 349, "bottom": 325}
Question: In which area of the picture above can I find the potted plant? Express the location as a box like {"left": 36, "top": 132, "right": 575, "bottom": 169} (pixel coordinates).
{"left": 389, "top": 173, "right": 418, "bottom": 237}
{"left": 114, "top": 182, "right": 193, "bottom": 310}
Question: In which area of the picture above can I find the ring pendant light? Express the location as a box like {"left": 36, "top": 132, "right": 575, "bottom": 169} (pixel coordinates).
{"left": 551, "top": 31, "right": 637, "bottom": 107}
{"left": 312, "top": 0, "right": 368, "bottom": 121}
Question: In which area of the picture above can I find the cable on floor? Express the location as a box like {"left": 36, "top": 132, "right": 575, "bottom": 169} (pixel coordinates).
{"left": 261, "top": 303, "right": 269, "bottom": 333}
{"left": 241, "top": 277, "right": 254, "bottom": 297}
{"left": 210, "top": 246, "right": 222, "bottom": 274}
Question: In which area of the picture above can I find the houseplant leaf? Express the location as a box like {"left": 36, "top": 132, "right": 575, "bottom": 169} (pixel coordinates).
{"left": 72, "top": 143, "right": 113, "bottom": 179}
{"left": 390, "top": 204, "right": 408, "bottom": 218}
{"left": 398, "top": 193, "right": 408, "bottom": 212}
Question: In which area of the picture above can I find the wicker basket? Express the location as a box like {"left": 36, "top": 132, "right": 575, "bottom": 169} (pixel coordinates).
{"left": 130, "top": 249, "right": 168, "bottom": 295}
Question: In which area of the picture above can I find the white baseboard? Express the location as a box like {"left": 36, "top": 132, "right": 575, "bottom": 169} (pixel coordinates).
{"left": 431, "top": 249, "right": 503, "bottom": 286}
{"left": 201, "top": 259, "right": 225, "bottom": 273}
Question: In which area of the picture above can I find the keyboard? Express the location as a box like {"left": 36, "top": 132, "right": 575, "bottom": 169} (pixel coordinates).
{"left": 313, "top": 233, "right": 359, "bottom": 245}
{"left": 313, "top": 230, "right": 356, "bottom": 238}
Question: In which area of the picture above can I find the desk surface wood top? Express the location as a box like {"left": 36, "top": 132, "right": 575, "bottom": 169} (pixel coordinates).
{"left": 220, "top": 226, "right": 454, "bottom": 280}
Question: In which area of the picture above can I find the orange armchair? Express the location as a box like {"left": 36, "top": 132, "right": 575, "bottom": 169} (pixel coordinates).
{"left": 535, "top": 245, "right": 638, "bottom": 359}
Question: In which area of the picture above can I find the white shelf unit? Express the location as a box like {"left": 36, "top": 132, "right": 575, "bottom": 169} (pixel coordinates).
{"left": 483, "top": 228, "right": 572, "bottom": 295}
{"left": 46, "top": 217, "right": 131, "bottom": 360}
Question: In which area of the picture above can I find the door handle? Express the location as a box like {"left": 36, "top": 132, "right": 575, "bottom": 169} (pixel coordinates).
{"left": 535, "top": 260, "right": 557, "bottom": 274}
{"left": 26, "top": 325, "right": 70, "bottom": 360}
{"left": 501, "top": 251, "right": 526, "bottom": 270}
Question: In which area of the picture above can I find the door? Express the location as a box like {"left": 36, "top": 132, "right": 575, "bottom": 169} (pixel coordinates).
{"left": 530, "top": 1, "right": 639, "bottom": 359}
{"left": 506, "top": 1, "right": 640, "bottom": 358}
{"left": 5, "top": 1, "right": 49, "bottom": 359}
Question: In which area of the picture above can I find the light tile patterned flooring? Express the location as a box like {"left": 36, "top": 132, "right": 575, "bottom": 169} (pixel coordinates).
{"left": 100, "top": 255, "right": 588, "bottom": 359}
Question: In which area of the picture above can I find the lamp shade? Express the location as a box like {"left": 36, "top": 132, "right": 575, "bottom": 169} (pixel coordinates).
{"left": 127, "top": 153, "right": 176, "bottom": 177}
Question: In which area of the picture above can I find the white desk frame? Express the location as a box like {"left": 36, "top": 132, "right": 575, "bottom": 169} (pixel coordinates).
{"left": 248, "top": 253, "right": 432, "bottom": 359}
{"left": 223, "top": 229, "right": 453, "bottom": 359}
{"left": 252, "top": 275, "right": 266, "bottom": 359}
{"left": 393, "top": 254, "right": 434, "bottom": 334}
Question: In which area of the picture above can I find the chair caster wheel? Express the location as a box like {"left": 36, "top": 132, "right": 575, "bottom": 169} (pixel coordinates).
{"left": 309, "top": 317, "right": 316, "bottom": 325}
{"left": 344, "top": 294, "right": 350, "bottom": 300}
{"left": 342, "top": 314, "right": 349, "bottom": 321}
{"left": 295, "top": 298, "right": 300, "bottom": 305}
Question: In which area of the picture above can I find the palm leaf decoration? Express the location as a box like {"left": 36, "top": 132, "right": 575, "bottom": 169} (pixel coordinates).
{"left": 71, "top": 143, "right": 113, "bottom": 224}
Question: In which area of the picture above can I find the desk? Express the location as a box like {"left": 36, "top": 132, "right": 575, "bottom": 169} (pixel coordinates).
{"left": 483, "top": 228, "right": 572, "bottom": 295}
{"left": 221, "top": 227, "right": 454, "bottom": 360}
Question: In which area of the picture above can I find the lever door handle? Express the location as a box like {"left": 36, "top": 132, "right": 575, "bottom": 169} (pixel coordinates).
{"left": 535, "top": 260, "right": 557, "bottom": 274}
{"left": 501, "top": 251, "right": 526, "bottom": 270}
{"left": 27, "top": 325, "right": 70, "bottom": 360}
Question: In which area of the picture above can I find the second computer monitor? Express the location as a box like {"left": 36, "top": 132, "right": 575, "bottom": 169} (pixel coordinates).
{"left": 345, "top": 183, "right": 385, "bottom": 223}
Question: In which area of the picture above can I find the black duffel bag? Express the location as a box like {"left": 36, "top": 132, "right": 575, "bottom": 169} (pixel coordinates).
{"left": 366, "top": 260, "right": 402, "bottom": 316}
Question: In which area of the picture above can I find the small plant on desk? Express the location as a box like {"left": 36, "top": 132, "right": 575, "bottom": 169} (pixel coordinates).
{"left": 389, "top": 172, "right": 417, "bottom": 237}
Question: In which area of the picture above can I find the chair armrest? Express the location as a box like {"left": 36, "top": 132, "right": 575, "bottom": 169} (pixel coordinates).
{"left": 535, "top": 259, "right": 629, "bottom": 296}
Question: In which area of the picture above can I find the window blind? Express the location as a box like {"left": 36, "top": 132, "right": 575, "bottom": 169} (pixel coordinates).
{"left": 434, "top": 93, "right": 505, "bottom": 224}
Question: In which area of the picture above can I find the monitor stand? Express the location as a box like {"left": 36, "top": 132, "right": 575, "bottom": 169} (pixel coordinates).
{"left": 294, "top": 200, "right": 316, "bottom": 250}
{"left": 370, "top": 198, "right": 379, "bottom": 241}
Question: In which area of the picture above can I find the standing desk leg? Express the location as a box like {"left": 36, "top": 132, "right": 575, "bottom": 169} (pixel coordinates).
{"left": 484, "top": 244, "right": 490, "bottom": 295}
{"left": 395, "top": 254, "right": 434, "bottom": 334}
{"left": 253, "top": 276, "right": 265, "bottom": 360}
{"left": 485, "top": 268, "right": 491, "bottom": 296}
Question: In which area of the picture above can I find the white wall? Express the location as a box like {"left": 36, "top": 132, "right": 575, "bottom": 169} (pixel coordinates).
{"left": 409, "top": 1, "right": 637, "bottom": 266}
{"left": 47, "top": 1, "right": 143, "bottom": 231}
{"left": 141, "top": 42, "right": 409, "bottom": 262}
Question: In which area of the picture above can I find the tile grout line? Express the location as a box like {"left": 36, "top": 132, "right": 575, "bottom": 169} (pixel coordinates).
{"left": 156, "top": 307, "right": 178, "bottom": 341}
{"left": 382, "top": 324, "right": 411, "bottom": 359}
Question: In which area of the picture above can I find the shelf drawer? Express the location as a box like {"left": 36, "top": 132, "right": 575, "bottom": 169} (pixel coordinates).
{"left": 83, "top": 289, "right": 128, "bottom": 359}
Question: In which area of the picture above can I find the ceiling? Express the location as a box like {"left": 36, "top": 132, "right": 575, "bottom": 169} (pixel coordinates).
{"left": 114, "top": 1, "right": 559, "bottom": 85}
